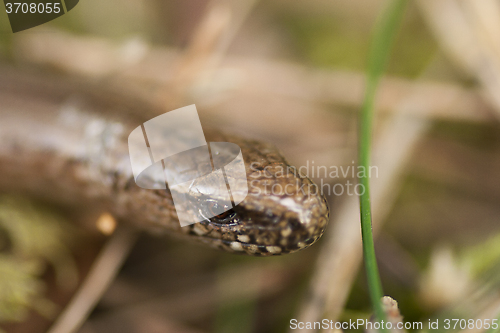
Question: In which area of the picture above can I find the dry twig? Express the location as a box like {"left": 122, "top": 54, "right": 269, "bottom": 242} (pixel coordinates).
{"left": 417, "top": 0, "right": 500, "bottom": 118}
{"left": 47, "top": 225, "right": 138, "bottom": 333}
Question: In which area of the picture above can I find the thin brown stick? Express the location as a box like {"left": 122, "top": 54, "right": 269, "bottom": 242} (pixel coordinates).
{"left": 417, "top": 0, "right": 500, "bottom": 118}
{"left": 158, "top": 0, "right": 259, "bottom": 108}
{"left": 47, "top": 225, "right": 138, "bottom": 333}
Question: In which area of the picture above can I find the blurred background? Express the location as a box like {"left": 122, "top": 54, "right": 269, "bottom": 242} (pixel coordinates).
{"left": 1, "top": 0, "right": 500, "bottom": 332}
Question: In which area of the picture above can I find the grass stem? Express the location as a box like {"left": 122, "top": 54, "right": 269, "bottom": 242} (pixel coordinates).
{"left": 358, "top": 0, "right": 407, "bottom": 326}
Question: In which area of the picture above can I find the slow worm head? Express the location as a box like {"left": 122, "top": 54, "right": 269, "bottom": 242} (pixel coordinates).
{"left": 0, "top": 66, "right": 329, "bottom": 256}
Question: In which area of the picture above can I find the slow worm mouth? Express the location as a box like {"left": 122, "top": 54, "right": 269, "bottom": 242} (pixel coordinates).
{"left": 211, "top": 231, "right": 324, "bottom": 256}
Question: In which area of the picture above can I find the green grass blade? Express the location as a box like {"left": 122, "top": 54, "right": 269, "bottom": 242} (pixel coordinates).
{"left": 358, "top": 0, "right": 408, "bottom": 326}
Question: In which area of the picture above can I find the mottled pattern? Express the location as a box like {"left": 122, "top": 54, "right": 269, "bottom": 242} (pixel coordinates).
{"left": 171, "top": 130, "right": 330, "bottom": 255}
{"left": 0, "top": 66, "right": 329, "bottom": 256}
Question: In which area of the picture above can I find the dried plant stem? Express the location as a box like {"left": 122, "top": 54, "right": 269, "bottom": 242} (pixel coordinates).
{"left": 47, "top": 225, "right": 138, "bottom": 333}
{"left": 417, "top": 0, "right": 500, "bottom": 118}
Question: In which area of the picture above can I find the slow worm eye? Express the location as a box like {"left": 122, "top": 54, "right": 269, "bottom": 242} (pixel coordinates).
{"left": 206, "top": 201, "right": 236, "bottom": 222}
{"left": 214, "top": 210, "right": 231, "bottom": 219}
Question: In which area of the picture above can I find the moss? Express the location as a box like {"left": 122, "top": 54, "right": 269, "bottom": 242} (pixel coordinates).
{"left": 0, "top": 196, "right": 76, "bottom": 323}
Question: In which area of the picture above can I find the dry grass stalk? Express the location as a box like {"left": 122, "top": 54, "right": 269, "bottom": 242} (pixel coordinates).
{"left": 417, "top": 0, "right": 500, "bottom": 118}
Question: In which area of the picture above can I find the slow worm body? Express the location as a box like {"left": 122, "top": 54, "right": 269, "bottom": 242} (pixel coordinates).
{"left": 0, "top": 65, "right": 329, "bottom": 256}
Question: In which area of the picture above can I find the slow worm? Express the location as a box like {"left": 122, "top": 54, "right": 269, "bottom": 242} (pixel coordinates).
{"left": 0, "top": 65, "right": 329, "bottom": 256}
